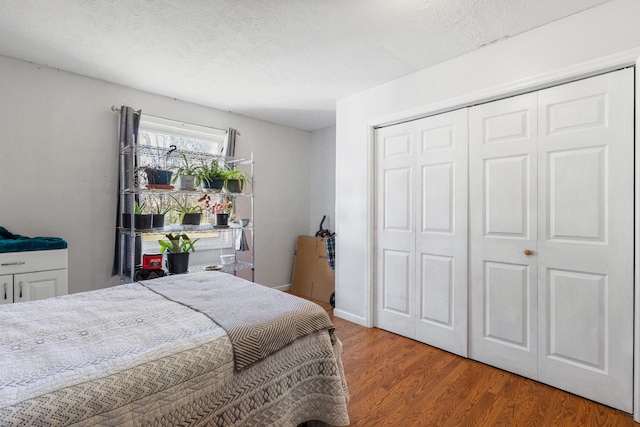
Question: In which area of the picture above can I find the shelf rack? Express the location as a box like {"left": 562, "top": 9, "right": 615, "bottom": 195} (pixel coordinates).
{"left": 118, "top": 142, "right": 254, "bottom": 283}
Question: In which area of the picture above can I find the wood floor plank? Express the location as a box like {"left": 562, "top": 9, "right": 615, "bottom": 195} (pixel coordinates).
{"left": 332, "top": 316, "right": 635, "bottom": 426}
{"left": 456, "top": 391, "right": 499, "bottom": 427}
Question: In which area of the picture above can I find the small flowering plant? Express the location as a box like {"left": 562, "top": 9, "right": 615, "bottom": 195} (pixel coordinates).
{"left": 198, "top": 195, "right": 233, "bottom": 215}
{"left": 211, "top": 200, "right": 233, "bottom": 214}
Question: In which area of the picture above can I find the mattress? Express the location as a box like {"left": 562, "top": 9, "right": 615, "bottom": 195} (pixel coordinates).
{"left": 0, "top": 273, "right": 349, "bottom": 426}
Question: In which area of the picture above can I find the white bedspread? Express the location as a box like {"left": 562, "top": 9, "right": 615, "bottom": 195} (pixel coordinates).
{"left": 0, "top": 276, "right": 349, "bottom": 426}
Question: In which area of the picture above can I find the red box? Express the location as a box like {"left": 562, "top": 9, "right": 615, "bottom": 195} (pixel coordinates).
{"left": 143, "top": 254, "right": 163, "bottom": 270}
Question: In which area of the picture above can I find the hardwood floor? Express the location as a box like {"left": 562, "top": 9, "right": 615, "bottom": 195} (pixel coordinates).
{"left": 332, "top": 316, "right": 635, "bottom": 427}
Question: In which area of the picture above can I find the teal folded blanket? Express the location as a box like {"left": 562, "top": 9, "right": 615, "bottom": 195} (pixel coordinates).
{"left": 0, "top": 227, "right": 67, "bottom": 253}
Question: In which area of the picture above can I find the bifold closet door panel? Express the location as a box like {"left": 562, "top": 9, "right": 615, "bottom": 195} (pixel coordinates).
{"left": 536, "top": 68, "right": 634, "bottom": 413}
{"left": 414, "top": 109, "right": 468, "bottom": 357}
{"left": 375, "top": 121, "right": 417, "bottom": 339}
{"left": 374, "top": 109, "right": 469, "bottom": 356}
{"left": 469, "top": 92, "right": 539, "bottom": 379}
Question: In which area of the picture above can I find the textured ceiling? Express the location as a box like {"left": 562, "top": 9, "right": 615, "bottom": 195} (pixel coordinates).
{"left": 0, "top": 0, "right": 610, "bottom": 131}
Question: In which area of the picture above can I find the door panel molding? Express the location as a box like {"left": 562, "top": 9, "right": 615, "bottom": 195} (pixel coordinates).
{"left": 546, "top": 268, "right": 607, "bottom": 372}
{"left": 483, "top": 155, "right": 531, "bottom": 238}
{"left": 419, "top": 253, "right": 454, "bottom": 327}
{"left": 484, "top": 261, "right": 531, "bottom": 349}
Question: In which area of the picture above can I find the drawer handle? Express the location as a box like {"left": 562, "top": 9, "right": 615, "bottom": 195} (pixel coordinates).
{"left": 1, "top": 261, "right": 26, "bottom": 266}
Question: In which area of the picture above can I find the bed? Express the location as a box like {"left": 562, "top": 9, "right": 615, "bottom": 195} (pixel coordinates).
{"left": 0, "top": 272, "right": 349, "bottom": 426}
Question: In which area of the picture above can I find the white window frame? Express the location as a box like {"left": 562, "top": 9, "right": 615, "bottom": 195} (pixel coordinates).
{"left": 138, "top": 115, "right": 233, "bottom": 254}
{"left": 139, "top": 115, "right": 228, "bottom": 156}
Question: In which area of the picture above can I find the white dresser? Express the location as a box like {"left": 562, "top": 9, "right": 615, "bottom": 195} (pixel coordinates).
{"left": 0, "top": 249, "right": 68, "bottom": 304}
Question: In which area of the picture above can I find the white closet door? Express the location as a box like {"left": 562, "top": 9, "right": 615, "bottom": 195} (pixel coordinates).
{"left": 536, "top": 69, "right": 634, "bottom": 412}
{"left": 375, "top": 121, "right": 416, "bottom": 338}
{"left": 469, "top": 92, "right": 539, "bottom": 378}
{"left": 375, "top": 110, "right": 468, "bottom": 356}
{"left": 414, "top": 109, "right": 468, "bottom": 357}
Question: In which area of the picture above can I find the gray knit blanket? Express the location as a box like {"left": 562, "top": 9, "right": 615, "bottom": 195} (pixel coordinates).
{"left": 141, "top": 271, "right": 335, "bottom": 370}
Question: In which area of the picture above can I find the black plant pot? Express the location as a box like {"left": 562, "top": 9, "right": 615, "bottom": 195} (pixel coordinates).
{"left": 166, "top": 252, "right": 190, "bottom": 274}
{"left": 181, "top": 212, "right": 201, "bottom": 225}
{"left": 122, "top": 214, "right": 153, "bottom": 229}
{"left": 225, "top": 179, "right": 243, "bottom": 193}
{"left": 135, "top": 214, "right": 153, "bottom": 230}
{"left": 216, "top": 213, "right": 229, "bottom": 227}
{"left": 152, "top": 214, "right": 165, "bottom": 229}
{"left": 203, "top": 178, "right": 224, "bottom": 192}
{"left": 145, "top": 168, "right": 173, "bottom": 186}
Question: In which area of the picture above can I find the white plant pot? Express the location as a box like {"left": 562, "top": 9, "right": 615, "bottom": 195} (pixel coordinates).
{"left": 180, "top": 175, "right": 197, "bottom": 190}
{"left": 220, "top": 254, "right": 236, "bottom": 265}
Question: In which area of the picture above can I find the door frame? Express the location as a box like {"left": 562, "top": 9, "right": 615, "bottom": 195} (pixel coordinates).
{"left": 364, "top": 47, "right": 640, "bottom": 421}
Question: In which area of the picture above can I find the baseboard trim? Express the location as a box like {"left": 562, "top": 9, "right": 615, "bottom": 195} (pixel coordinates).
{"left": 333, "top": 309, "right": 367, "bottom": 327}
{"left": 274, "top": 283, "right": 292, "bottom": 292}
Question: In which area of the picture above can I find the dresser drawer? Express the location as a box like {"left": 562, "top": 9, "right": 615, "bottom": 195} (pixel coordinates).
{"left": 0, "top": 249, "right": 68, "bottom": 275}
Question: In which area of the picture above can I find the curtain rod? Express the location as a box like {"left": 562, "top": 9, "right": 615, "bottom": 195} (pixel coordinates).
{"left": 110, "top": 106, "right": 240, "bottom": 135}
{"left": 110, "top": 106, "right": 140, "bottom": 114}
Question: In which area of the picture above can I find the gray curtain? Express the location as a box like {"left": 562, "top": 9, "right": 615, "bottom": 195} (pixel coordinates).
{"left": 112, "top": 106, "right": 141, "bottom": 276}
{"left": 226, "top": 127, "right": 237, "bottom": 157}
{"left": 236, "top": 228, "right": 250, "bottom": 252}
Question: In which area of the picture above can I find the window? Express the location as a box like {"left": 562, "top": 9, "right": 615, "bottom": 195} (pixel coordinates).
{"left": 137, "top": 115, "right": 233, "bottom": 254}
{"left": 138, "top": 115, "right": 228, "bottom": 169}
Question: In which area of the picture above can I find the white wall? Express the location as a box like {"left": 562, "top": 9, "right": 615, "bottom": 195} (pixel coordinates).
{"left": 309, "top": 126, "right": 336, "bottom": 236}
{"left": 0, "top": 55, "right": 312, "bottom": 293}
{"left": 334, "top": 0, "right": 640, "bottom": 323}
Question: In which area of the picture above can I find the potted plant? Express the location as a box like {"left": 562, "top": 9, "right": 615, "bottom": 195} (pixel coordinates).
{"left": 199, "top": 195, "right": 233, "bottom": 228}
{"left": 143, "top": 166, "right": 173, "bottom": 188}
{"left": 122, "top": 200, "right": 152, "bottom": 230}
{"left": 170, "top": 195, "right": 202, "bottom": 225}
{"left": 158, "top": 233, "right": 199, "bottom": 274}
{"left": 150, "top": 198, "right": 172, "bottom": 229}
{"left": 170, "top": 154, "right": 199, "bottom": 190}
{"left": 223, "top": 168, "right": 251, "bottom": 193}
{"left": 197, "top": 159, "right": 228, "bottom": 192}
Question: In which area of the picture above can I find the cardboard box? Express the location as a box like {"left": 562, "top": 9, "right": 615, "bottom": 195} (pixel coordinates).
{"left": 291, "top": 236, "right": 334, "bottom": 303}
